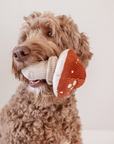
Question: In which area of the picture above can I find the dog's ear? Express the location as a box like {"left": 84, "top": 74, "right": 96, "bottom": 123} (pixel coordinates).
{"left": 76, "top": 33, "right": 93, "bottom": 68}
{"left": 57, "top": 15, "right": 93, "bottom": 68}
{"left": 18, "top": 12, "right": 41, "bottom": 44}
{"left": 57, "top": 15, "right": 80, "bottom": 50}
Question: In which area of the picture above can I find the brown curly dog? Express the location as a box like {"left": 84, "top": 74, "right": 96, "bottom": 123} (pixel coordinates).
{"left": 0, "top": 12, "right": 93, "bottom": 144}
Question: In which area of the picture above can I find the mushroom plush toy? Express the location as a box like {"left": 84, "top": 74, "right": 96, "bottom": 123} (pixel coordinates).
{"left": 22, "top": 49, "right": 86, "bottom": 98}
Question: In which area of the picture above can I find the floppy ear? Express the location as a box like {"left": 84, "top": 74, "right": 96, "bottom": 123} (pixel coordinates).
{"left": 76, "top": 33, "right": 93, "bottom": 68}
{"left": 57, "top": 15, "right": 80, "bottom": 50}
{"left": 57, "top": 15, "right": 93, "bottom": 68}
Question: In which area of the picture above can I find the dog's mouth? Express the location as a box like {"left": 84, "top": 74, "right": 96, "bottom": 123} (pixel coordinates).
{"left": 21, "top": 60, "right": 48, "bottom": 88}
{"left": 21, "top": 63, "right": 47, "bottom": 88}
{"left": 29, "top": 79, "right": 46, "bottom": 87}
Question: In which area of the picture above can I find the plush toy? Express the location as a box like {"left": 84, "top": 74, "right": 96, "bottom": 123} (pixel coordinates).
{"left": 22, "top": 49, "right": 86, "bottom": 98}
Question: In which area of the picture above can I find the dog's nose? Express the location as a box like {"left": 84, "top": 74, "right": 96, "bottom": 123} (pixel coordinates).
{"left": 13, "top": 46, "right": 30, "bottom": 62}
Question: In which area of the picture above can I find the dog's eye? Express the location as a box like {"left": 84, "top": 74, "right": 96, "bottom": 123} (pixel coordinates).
{"left": 47, "top": 31, "right": 52, "bottom": 37}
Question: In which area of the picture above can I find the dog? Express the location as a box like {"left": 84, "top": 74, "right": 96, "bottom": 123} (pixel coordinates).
{"left": 0, "top": 12, "right": 93, "bottom": 144}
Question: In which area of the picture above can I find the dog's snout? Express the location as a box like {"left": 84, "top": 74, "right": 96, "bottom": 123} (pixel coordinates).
{"left": 13, "top": 46, "right": 30, "bottom": 62}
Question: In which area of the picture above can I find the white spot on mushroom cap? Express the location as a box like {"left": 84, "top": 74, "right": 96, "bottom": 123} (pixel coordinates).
{"left": 76, "top": 62, "right": 77, "bottom": 64}
{"left": 70, "top": 87, "right": 73, "bottom": 91}
{"left": 73, "top": 80, "right": 77, "bottom": 86}
{"left": 60, "top": 91, "right": 63, "bottom": 94}
{"left": 71, "top": 70, "right": 74, "bottom": 73}
{"left": 77, "top": 59, "right": 79, "bottom": 61}
{"left": 68, "top": 84, "right": 72, "bottom": 88}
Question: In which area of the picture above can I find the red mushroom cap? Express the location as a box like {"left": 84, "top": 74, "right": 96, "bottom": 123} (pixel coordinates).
{"left": 53, "top": 49, "right": 86, "bottom": 98}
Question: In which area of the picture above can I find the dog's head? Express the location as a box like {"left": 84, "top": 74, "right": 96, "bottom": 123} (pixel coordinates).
{"left": 12, "top": 12, "right": 93, "bottom": 90}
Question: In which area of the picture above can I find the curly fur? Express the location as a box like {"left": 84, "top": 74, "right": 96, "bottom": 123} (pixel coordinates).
{"left": 0, "top": 12, "right": 93, "bottom": 144}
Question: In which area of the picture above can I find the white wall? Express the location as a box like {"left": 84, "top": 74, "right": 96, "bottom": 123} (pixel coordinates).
{"left": 0, "top": 0, "right": 114, "bottom": 131}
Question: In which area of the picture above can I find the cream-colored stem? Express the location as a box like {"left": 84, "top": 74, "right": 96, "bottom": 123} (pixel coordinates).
{"left": 21, "top": 56, "right": 58, "bottom": 85}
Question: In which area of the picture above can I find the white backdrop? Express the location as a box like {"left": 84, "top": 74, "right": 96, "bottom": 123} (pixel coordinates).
{"left": 0, "top": 0, "right": 114, "bottom": 132}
